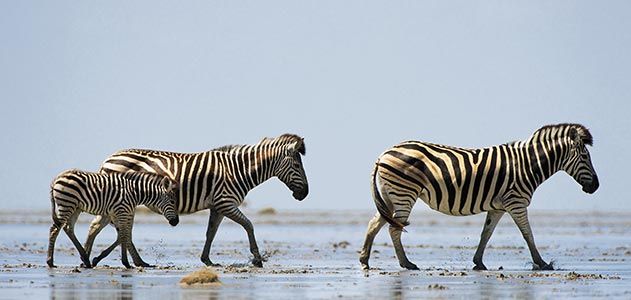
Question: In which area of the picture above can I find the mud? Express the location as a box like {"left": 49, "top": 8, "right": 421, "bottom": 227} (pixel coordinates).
{"left": 0, "top": 209, "right": 629, "bottom": 299}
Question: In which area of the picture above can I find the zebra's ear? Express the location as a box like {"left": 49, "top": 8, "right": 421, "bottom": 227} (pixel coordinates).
{"left": 288, "top": 139, "right": 306, "bottom": 155}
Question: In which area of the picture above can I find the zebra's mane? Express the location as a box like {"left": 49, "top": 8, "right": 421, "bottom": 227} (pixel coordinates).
{"left": 533, "top": 123, "right": 593, "bottom": 146}
{"left": 505, "top": 140, "right": 520, "bottom": 146}
{"left": 211, "top": 144, "right": 242, "bottom": 152}
{"left": 210, "top": 134, "right": 306, "bottom": 155}
{"left": 275, "top": 133, "right": 306, "bottom": 155}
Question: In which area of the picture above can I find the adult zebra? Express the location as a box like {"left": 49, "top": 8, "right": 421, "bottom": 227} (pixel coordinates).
{"left": 83, "top": 134, "right": 308, "bottom": 267}
{"left": 359, "top": 123, "right": 599, "bottom": 271}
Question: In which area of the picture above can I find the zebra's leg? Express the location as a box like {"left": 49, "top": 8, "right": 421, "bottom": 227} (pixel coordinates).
{"left": 126, "top": 224, "right": 154, "bottom": 268}
{"left": 93, "top": 217, "right": 152, "bottom": 267}
{"left": 48, "top": 203, "right": 75, "bottom": 268}
{"left": 389, "top": 223, "right": 418, "bottom": 270}
{"left": 91, "top": 228, "right": 148, "bottom": 267}
{"left": 62, "top": 211, "right": 92, "bottom": 268}
{"left": 92, "top": 238, "right": 120, "bottom": 267}
{"left": 114, "top": 224, "right": 132, "bottom": 269}
{"left": 222, "top": 207, "right": 263, "bottom": 267}
{"left": 83, "top": 215, "right": 111, "bottom": 258}
{"left": 507, "top": 206, "right": 553, "bottom": 270}
{"left": 128, "top": 241, "right": 154, "bottom": 268}
{"left": 47, "top": 221, "right": 63, "bottom": 268}
{"left": 115, "top": 214, "right": 150, "bottom": 268}
{"left": 108, "top": 216, "right": 132, "bottom": 269}
{"left": 359, "top": 212, "right": 387, "bottom": 270}
{"left": 472, "top": 210, "right": 505, "bottom": 271}
{"left": 201, "top": 209, "right": 224, "bottom": 266}
{"left": 120, "top": 240, "right": 131, "bottom": 269}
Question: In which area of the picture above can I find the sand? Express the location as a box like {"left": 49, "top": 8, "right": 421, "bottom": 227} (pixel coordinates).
{"left": 0, "top": 209, "right": 630, "bottom": 299}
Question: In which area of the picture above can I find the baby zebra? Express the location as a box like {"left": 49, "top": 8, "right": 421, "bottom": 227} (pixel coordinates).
{"left": 47, "top": 169, "right": 179, "bottom": 269}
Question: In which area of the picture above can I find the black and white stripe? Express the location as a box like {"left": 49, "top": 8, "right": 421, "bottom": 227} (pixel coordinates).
{"left": 47, "top": 169, "right": 179, "bottom": 269}
{"left": 83, "top": 134, "right": 309, "bottom": 267}
{"left": 360, "top": 123, "right": 599, "bottom": 271}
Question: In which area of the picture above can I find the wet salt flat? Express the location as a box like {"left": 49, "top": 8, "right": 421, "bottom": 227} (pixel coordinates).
{"left": 1, "top": 209, "right": 630, "bottom": 299}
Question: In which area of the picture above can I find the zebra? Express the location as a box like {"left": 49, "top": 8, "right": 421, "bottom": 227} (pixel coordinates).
{"left": 359, "top": 123, "right": 599, "bottom": 271}
{"left": 47, "top": 169, "right": 179, "bottom": 269}
{"left": 81, "top": 134, "right": 308, "bottom": 267}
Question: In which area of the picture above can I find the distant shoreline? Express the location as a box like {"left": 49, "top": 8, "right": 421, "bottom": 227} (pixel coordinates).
{"left": 3, "top": 208, "right": 631, "bottom": 226}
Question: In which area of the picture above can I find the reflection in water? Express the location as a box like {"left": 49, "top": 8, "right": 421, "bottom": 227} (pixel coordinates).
{"left": 48, "top": 269, "right": 225, "bottom": 300}
{"left": 361, "top": 271, "right": 416, "bottom": 299}
{"left": 475, "top": 275, "right": 534, "bottom": 299}
{"left": 362, "top": 270, "right": 538, "bottom": 299}
{"left": 389, "top": 277, "right": 404, "bottom": 300}
{"left": 49, "top": 271, "right": 134, "bottom": 300}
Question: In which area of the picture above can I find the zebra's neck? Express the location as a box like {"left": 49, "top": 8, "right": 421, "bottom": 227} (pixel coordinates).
{"left": 225, "top": 143, "right": 283, "bottom": 196}
{"left": 507, "top": 135, "right": 569, "bottom": 197}
{"left": 125, "top": 174, "right": 161, "bottom": 207}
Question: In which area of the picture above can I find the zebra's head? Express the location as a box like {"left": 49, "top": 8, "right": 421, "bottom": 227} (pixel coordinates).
{"left": 561, "top": 125, "right": 599, "bottom": 194}
{"left": 155, "top": 176, "right": 180, "bottom": 226}
{"left": 275, "top": 136, "right": 309, "bottom": 201}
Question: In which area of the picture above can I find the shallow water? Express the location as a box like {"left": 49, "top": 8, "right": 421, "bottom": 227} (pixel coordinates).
{"left": 1, "top": 209, "right": 630, "bottom": 299}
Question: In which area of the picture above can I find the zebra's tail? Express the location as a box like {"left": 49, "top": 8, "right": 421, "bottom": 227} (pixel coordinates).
{"left": 49, "top": 184, "right": 61, "bottom": 226}
{"left": 371, "top": 161, "right": 407, "bottom": 232}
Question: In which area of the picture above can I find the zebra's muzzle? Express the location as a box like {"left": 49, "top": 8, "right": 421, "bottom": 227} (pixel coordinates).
{"left": 292, "top": 187, "right": 308, "bottom": 201}
{"left": 169, "top": 216, "right": 180, "bottom": 226}
{"left": 581, "top": 175, "right": 599, "bottom": 194}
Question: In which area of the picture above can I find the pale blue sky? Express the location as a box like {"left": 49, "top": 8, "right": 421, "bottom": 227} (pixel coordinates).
{"left": 1, "top": 1, "right": 630, "bottom": 212}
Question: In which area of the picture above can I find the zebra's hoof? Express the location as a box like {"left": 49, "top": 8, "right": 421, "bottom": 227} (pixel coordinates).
{"left": 473, "top": 264, "right": 487, "bottom": 271}
{"left": 402, "top": 262, "right": 419, "bottom": 270}
{"left": 359, "top": 256, "right": 369, "bottom": 269}
{"left": 202, "top": 259, "right": 222, "bottom": 267}
{"left": 360, "top": 263, "right": 370, "bottom": 271}
{"left": 47, "top": 263, "right": 57, "bottom": 268}
{"left": 201, "top": 257, "right": 213, "bottom": 266}
{"left": 81, "top": 261, "right": 92, "bottom": 269}
{"left": 252, "top": 259, "right": 263, "bottom": 268}
{"left": 91, "top": 257, "right": 102, "bottom": 267}
{"left": 533, "top": 262, "right": 554, "bottom": 271}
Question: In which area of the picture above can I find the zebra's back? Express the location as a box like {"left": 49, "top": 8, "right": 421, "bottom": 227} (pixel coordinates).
{"left": 378, "top": 141, "right": 512, "bottom": 216}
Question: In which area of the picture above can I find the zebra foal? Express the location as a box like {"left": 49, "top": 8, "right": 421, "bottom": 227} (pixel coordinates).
{"left": 359, "top": 123, "right": 599, "bottom": 271}
{"left": 47, "top": 169, "right": 179, "bottom": 268}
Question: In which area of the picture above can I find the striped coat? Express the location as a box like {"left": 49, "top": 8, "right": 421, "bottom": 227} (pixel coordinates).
{"left": 360, "top": 124, "right": 599, "bottom": 271}
{"left": 47, "top": 170, "right": 178, "bottom": 268}
{"left": 83, "top": 134, "right": 308, "bottom": 267}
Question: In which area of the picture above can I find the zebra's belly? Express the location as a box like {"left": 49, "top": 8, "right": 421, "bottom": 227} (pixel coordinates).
{"left": 176, "top": 193, "right": 215, "bottom": 214}
{"left": 418, "top": 193, "right": 505, "bottom": 216}
{"left": 79, "top": 205, "right": 109, "bottom": 218}
{"left": 417, "top": 190, "right": 487, "bottom": 217}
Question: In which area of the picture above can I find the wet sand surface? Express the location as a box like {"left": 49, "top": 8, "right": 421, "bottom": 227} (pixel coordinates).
{"left": 1, "top": 209, "right": 630, "bottom": 299}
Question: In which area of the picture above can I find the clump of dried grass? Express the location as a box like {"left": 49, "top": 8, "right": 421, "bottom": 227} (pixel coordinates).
{"left": 179, "top": 267, "right": 221, "bottom": 286}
